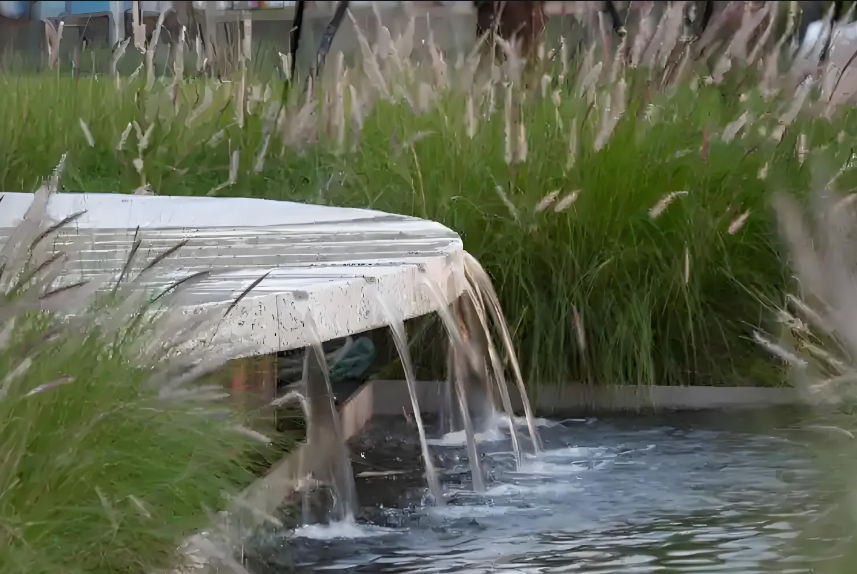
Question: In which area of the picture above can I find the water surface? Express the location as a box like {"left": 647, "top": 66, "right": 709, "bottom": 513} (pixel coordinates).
{"left": 251, "top": 409, "right": 850, "bottom": 573}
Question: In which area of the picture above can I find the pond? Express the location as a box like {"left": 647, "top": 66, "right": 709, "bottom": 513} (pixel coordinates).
{"left": 249, "top": 409, "right": 850, "bottom": 574}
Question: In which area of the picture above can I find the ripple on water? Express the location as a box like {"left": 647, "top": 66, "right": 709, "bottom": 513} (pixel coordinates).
{"left": 254, "top": 411, "right": 848, "bottom": 573}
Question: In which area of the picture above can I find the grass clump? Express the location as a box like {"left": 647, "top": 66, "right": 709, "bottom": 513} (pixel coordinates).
{"left": 0, "top": 197, "right": 285, "bottom": 573}
{"left": 3, "top": 6, "right": 857, "bottom": 388}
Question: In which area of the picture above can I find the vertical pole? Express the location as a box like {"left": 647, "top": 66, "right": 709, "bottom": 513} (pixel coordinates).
{"left": 290, "top": 0, "right": 305, "bottom": 81}
{"left": 109, "top": 0, "right": 125, "bottom": 47}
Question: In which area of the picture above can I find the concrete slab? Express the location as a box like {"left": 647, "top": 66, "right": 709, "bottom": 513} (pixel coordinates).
{"left": 0, "top": 192, "right": 466, "bottom": 358}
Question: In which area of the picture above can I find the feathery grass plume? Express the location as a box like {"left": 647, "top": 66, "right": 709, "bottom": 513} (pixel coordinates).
{"left": 208, "top": 146, "right": 239, "bottom": 196}
{"left": 171, "top": 26, "right": 186, "bottom": 106}
{"left": 235, "top": 66, "right": 246, "bottom": 129}
{"left": 111, "top": 36, "right": 131, "bottom": 85}
{"left": 640, "top": 1, "right": 673, "bottom": 67}
{"left": 504, "top": 83, "right": 514, "bottom": 164}
{"left": 495, "top": 185, "right": 519, "bottom": 222}
{"left": 348, "top": 9, "right": 389, "bottom": 98}
{"left": 554, "top": 190, "right": 580, "bottom": 213}
{"left": 753, "top": 331, "right": 807, "bottom": 367}
{"left": 279, "top": 51, "right": 292, "bottom": 81}
{"left": 78, "top": 118, "right": 95, "bottom": 147}
{"left": 722, "top": 111, "right": 751, "bottom": 143}
{"left": 349, "top": 84, "right": 365, "bottom": 151}
{"left": 133, "top": 184, "right": 155, "bottom": 195}
{"left": 426, "top": 17, "right": 447, "bottom": 88}
{"left": 609, "top": 34, "right": 627, "bottom": 85}
{"left": 195, "top": 33, "right": 204, "bottom": 72}
{"left": 728, "top": 209, "right": 751, "bottom": 234}
{"left": 594, "top": 79, "right": 626, "bottom": 152}
{"left": 127, "top": 61, "right": 143, "bottom": 83}
{"left": 466, "top": 93, "right": 477, "bottom": 139}
{"left": 535, "top": 190, "right": 560, "bottom": 212}
{"left": 747, "top": 2, "right": 778, "bottom": 65}
{"left": 395, "top": 14, "right": 416, "bottom": 61}
{"left": 460, "top": 31, "right": 488, "bottom": 91}
{"left": 333, "top": 58, "right": 346, "bottom": 154}
{"left": 774, "top": 78, "right": 815, "bottom": 140}
{"left": 649, "top": 191, "right": 688, "bottom": 219}
{"left": 684, "top": 245, "right": 691, "bottom": 286}
{"left": 730, "top": 2, "right": 770, "bottom": 63}
{"left": 495, "top": 35, "right": 523, "bottom": 84}
{"left": 242, "top": 16, "right": 252, "bottom": 61}
{"left": 710, "top": 50, "right": 733, "bottom": 85}
{"left": 417, "top": 82, "right": 434, "bottom": 114}
{"left": 656, "top": 1, "right": 685, "bottom": 70}
{"left": 186, "top": 85, "right": 214, "bottom": 127}
{"left": 146, "top": 9, "right": 170, "bottom": 91}
{"left": 566, "top": 118, "right": 579, "bottom": 170}
{"left": 797, "top": 133, "right": 809, "bottom": 165}
{"left": 578, "top": 61, "right": 603, "bottom": 98}
{"left": 572, "top": 304, "right": 586, "bottom": 352}
{"left": 44, "top": 20, "right": 64, "bottom": 69}
{"left": 515, "top": 119, "right": 528, "bottom": 164}
{"left": 793, "top": 3, "right": 836, "bottom": 80}
{"left": 631, "top": 1, "right": 656, "bottom": 67}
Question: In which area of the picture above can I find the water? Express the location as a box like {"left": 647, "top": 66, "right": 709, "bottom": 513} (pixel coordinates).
{"left": 375, "top": 294, "right": 444, "bottom": 505}
{"left": 248, "top": 409, "right": 849, "bottom": 573}
{"left": 420, "top": 276, "right": 487, "bottom": 492}
{"left": 464, "top": 253, "right": 542, "bottom": 454}
{"left": 303, "top": 312, "right": 358, "bottom": 520}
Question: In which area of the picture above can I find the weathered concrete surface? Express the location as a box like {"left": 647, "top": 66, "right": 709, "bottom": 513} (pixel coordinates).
{"left": 0, "top": 192, "right": 466, "bottom": 359}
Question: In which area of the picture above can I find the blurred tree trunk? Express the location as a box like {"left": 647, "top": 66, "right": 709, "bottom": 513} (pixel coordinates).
{"left": 475, "top": 1, "right": 547, "bottom": 55}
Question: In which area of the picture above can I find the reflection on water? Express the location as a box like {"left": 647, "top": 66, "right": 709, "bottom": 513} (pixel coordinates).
{"left": 250, "top": 409, "right": 850, "bottom": 573}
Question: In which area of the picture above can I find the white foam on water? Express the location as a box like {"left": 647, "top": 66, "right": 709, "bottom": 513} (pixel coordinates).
{"left": 484, "top": 482, "right": 582, "bottom": 497}
{"left": 518, "top": 458, "right": 592, "bottom": 476}
{"left": 537, "top": 446, "right": 609, "bottom": 459}
{"left": 427, "top": 413, "right": 559, "bottom": 447}
{"left": 429, "top": 504, "right": 520, "bottom": 518}
{"left": 293, "top": 519, "right": 402, "bottom": 540}
{"left": 498, "top": 413, "right": 559, "bottom": 429}
{"left": 428, "top": 427, "right": 505, "bottom": 446}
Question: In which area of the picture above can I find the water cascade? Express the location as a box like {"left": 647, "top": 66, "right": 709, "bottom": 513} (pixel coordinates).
{"left": 420, "top": 276, "right": 487, "bottom": 492}
{"left": 304, "top": 312, "right": 358, "bottom": 520}
{"left": 462, "top": 281, "right": 522, "bottom": 467}
{"left": 464, "top": 253, "right": 543, "bottom": 452}
{"left": 375, "top": 294, "right": 444, "bottom": 505}
{"left": 272, "top": 258, "right": 544, "bottom": 523}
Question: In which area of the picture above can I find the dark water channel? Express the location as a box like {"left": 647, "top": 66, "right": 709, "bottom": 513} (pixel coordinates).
{"left": 250, "top": 409, "right": 853, "bottom": 573}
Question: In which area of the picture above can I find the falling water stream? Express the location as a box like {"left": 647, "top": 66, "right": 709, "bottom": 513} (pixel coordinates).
{"left": 303, "top": 311, "right": 358, "bottom": 520}
{"left": 419, "top": 276, "right": 487, "bottom": 493}
{"left": 275, "top": 259, "right": 541, "bottom": 525}
{"left": 374, "top": 294, "right": 444, "bottom": 505}
{"left": 464, "top": 252, "right": 542, "bottom": 453}
{"left": 462, "top": 281, "right": 522, "bottom": 467}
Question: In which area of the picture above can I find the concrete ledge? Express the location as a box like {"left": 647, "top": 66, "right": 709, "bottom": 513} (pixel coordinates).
{"left": 370, "top": 380, "right": 799, "bottom": 416}
{"left": 527, "top": 383, "right": 799, "bottom": 414}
